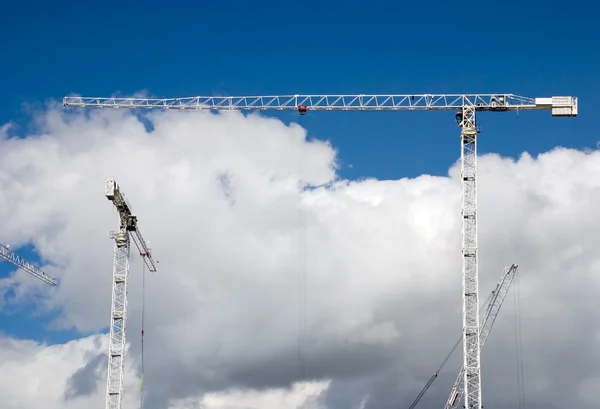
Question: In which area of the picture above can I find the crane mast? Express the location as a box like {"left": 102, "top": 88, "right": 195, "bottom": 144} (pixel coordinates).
{"left": 459, "top": 105, "right": 482, "bottom": 409}
{"left": 64, "top": 92, "right": 577, "bottom": 409}
{"left": 0, "top": 243, "right": 57, "bottom": 286}
{"left": 104, "top": 178, "right": 157, "bottom": 409}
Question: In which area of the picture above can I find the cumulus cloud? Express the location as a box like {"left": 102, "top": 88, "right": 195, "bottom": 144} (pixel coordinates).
{"left": 0, "top": 334, "right": 140, "bottom": 409}
{"left": 168, "top": 380, "right": 330, "bottom": 409}
{"left": 0, "top": 105, "right": 598, "bottom": 409}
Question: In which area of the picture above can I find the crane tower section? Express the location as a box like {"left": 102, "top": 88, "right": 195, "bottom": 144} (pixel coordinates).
{"left": 104, "top": 179, "right": 156, "bottom": 409}
{"left": 457, "top": 105, "right": 482, "bottom": 409}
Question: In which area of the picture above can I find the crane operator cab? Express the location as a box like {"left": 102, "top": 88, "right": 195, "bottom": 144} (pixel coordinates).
{"left": 455, "top": 111, "right": 463, "bottom": 127}
{"left": 126, "top": 216, "right": 138, "bottom": 232}
{"left": 455, "top": 111, "right": 481, "bottom": 133}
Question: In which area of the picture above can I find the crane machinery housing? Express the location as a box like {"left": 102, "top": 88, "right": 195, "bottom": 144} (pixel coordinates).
{"left": 64, "top": 93, "right": 578, "bottom": 409}
{"left": 104, "top": 178, "right": 157, "bottom": 409}
{"left": 0, "top": 243, "right": 57, "bottom": 286}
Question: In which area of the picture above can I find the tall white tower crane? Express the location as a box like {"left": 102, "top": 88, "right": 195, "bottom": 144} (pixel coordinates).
{"left": 64, "top": 93, "right": 577, "bottom": 409}
{"left": 104, "top": 178, "right": 157, "bottom": 409}
{"left": 0, "top": 243, "right": 57, "bottom": 286}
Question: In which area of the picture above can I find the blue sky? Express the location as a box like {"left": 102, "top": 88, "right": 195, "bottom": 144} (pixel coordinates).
{"left": 0, "top": 0, "right": 598, "bottom": 343}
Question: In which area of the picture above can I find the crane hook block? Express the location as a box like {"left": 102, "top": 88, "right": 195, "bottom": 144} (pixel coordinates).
{"left": 297, "top": 105, "right": 308, "bottom": 115}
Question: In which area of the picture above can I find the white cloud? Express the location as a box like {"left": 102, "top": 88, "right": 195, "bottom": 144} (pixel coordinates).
{"left": 0, "top": 106, "right": 598, "bottom": 409}
{"left": 0, "top": 334, "right": 141, "bottom": 409}
{"left": 169, "top": 381, "right": 330, "bottom": 409}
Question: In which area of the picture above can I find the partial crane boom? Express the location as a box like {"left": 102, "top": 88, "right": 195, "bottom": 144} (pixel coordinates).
{"left": 0, "top": 243, "right": 57, "bottom": 286}
{"left": 63, "top": 94, "right": 578, "bottom": 116}
{"left": 445, "top": 264, "right": 519, "bottom": 409}
{"left": 408, "top": 264, "right": 518, "bottom": 409}
{"left": 64, "top": 91, "right": 577, "bottom": 409}
{"left": 104, "top": 178, "right": 157, "bottom": 409}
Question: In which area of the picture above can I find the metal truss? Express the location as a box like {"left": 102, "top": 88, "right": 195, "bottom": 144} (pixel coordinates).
{"left": 105, "top": 231, "right": 130, "bottom": 409}
{"left": 460, "top": 105, "right": 482, "bottom": 409}
{"left": 445, "top": 264, "right": 519, "bottom": 409}
{"left": 63, "top": 92, "right": 577, "bottom": 409}
{"left": 63, "top": 94, "right": 577, "bottom": 115}
{"left": 0, "top": 243, "right": 57, "bottom": 286}
{"left": 104, "top": 179, "right": 157, "bottom": 409}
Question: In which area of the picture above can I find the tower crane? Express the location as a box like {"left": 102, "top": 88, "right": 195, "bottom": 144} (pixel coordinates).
{"left": 104, "top": 178, "right": 157, "bottom": 409}
{"left": 64, "top": 93, "right": 578, "bottom": 409}
{"left": 0, "top": 243, "right": 57, "bottom": 286}
{"left": 407, "top": 264, "right": 519, "bottom": 409}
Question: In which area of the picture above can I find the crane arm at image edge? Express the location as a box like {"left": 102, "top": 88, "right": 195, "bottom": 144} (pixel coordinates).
{"left": 0, "top": 244, "right": 58, "bottom": 286}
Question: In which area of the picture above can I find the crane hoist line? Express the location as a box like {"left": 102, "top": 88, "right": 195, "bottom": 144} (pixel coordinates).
{"left": 63, "top": 91, "right": 578, "bottom": 409}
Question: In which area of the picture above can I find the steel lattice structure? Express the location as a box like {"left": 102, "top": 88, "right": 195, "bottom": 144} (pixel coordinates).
{"left": 408, "top": 263, "right": 519, "bottom": 409}
{"left": 459, "top": 105, "right": 482, "bottom": 409}
{"left": 64, "top": 93, "right": 577, "bottom": 409}
{"left": 105, "top": 179, "right": 157, "bottom": 409}
{"left": 445, "top": 264, "right": 519, "bottom": 409}
{"left": 106, "top": 234, "right": 130, "bottom": 409}
{"left": 64, "top": 94, "right": 577, "bottom": 113}
{"left": 0, "top": 243, "right": 57, "bottom": 286}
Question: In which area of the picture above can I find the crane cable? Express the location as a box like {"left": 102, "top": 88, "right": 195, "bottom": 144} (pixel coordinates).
{"left": 140, "top": 257, "right": 146, "bottom": 409}
{"left": 298, "top": 200, "right": 307, "bottom": 381}
{"left": 297, "top": 112, "right": 308, "bottom": 382}
{"left": 408, "top": 336, "right": 461, "bottom": 409}
{"left": 513, "top": 270, "right": 525, "bottom": 409}
{"left": 406, "top": 289, "right": 496, "bottom": 409}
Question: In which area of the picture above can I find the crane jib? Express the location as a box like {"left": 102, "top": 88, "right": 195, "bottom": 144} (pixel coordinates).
{"left": 62, "top": 94, "right": 578, "bottom": 117}
{"left": 0, "top": 243, "right": 58, "bottom": 286}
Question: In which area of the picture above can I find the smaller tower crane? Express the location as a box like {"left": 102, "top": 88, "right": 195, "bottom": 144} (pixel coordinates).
{"left": 0, "top": 243, "right": 57, "bottom": 286}
{"left": 104, "top": 178, "right": 157, "bottom": 409}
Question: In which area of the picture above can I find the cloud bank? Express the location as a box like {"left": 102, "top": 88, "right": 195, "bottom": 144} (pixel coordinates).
{"left": 0, "top": 106, "right": 598, "bottom": 409}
